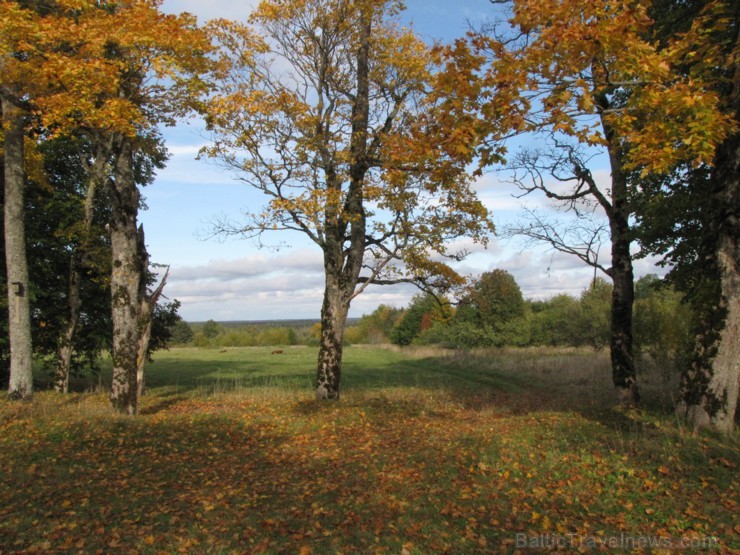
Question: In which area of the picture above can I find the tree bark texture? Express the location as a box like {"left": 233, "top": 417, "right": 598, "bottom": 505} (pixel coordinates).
{"left": 683, "top": 131, "right": 739, "bottom": 433}
{"left": 681, "top": 32, "right": 739, "bottom": 433}
{"left": 135, "top": 225, "right": 148, "bottom": 399}
{"left": 109, "top": 141, "right": 142, "bottom": 415}
{"left": 314, "top": 7, "right": 371, "bottom": 400}
{"left": 2, "top": 95, "right": 33, "bottom": 400}
{"left": 602, "top": 115, "right": 639, "bottom": 405}
{"left": 316, "top": 273, "right": 349, "bottom": 400}
{"left": 609, "top": 209, "right": 639, "bottom": 405}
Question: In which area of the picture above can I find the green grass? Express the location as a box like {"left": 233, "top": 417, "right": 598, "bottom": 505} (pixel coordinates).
{"left": 2, "top": 346, "right": 738, "bottom": 554}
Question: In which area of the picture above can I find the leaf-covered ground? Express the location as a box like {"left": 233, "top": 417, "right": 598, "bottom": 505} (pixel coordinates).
{"left": 1, "top": 347, "right": 737, "bottom": 554}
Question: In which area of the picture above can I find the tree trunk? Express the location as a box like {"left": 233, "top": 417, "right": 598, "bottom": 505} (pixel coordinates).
{"left": 316, "top": 273, "right": 350, "bottom": 400}
{"left": 610, "top": 227, "right": 639, "bottom": 405}
{"left": 109, "top": 140, "right": 142, "bottom": 415}
{"left": 2, "top": 95, "right": 33, "bottom": 400}
{"left": 314, "top": 7, "right": 371, "bottom": 400}
{"left": 683, "top": 130, "right": 739, "bottom": 433}
{"left": 680, "top": 34, "right": 739, "bottom": 433}
{"left": 53, "top": 262, "right": 80, "bottom": 394}
{"left": 54, "top": 158, "right": 105, "bottom": 393}
{"left": 603, "top": 121, "right": 639, "bottom": 405}
{"left": 136, "top": 249, "right": 168, "bottom": 398}
{"left": 136, "top": 307, "right": 152, "bottom": 399}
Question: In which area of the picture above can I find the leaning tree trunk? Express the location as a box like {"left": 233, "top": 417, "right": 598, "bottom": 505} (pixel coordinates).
{"left": 54, "top": 166, "right": 103, "bottom": 393}
{"left": 2, "top": 95, "right": 33, "bottom": 400}
{"left": 135, "top": 241, "right": 168, "bottom": 399}
{"left": 109, "top": 140, "right": 143, "bottom": 415}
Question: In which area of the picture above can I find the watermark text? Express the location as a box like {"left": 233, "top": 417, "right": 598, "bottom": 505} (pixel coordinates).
{"left": 515, "top": 533, "right": 719, "bottom": 551}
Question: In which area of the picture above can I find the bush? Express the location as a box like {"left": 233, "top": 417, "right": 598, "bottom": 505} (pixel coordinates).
{"left": 171, "top": 320, "right": 194, "bottom": 345}
{"left": 192, "top": 333, "right": 211, "bottom": 348}
{"left": 633, "top": 276, "right": 694, "bottom": 381}
{"left": 417, "top": 321, "right": 497, "bottom": 349}
{"left": 201, "top": 319, "right": 222, "bottom": 339}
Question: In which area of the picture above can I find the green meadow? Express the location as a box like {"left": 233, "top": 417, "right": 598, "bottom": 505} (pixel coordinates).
{"left": 1, "top": 346, "right": 737, "bottom": 554}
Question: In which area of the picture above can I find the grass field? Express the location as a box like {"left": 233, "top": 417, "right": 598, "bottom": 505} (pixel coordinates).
{"left": 1, "top": 346, "right": 737, "bottom": 554}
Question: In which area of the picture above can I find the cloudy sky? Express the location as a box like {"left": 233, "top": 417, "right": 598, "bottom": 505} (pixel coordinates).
{"left": 143, "top": 0, "right": 663, "bottom": 322}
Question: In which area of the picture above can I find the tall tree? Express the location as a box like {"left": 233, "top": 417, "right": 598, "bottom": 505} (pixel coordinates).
{"left": 2, "top": 0, "right": 213, "bottom": 411}
{"left": 437, "top": 0, "right": 733, "bottom": 407}
{"left": 204, "top": 0, "right": 493, "bottom": 400}
{"left": 503, "top": 140, "right": 640, "bottom": 403}
{"left": 51, "top": 136, "right": 113, "bottom": 392}
{"left": 26, "top": 135, "right": 113, "bottom": 386}
{"left": 1, "top": 1, "right": 44, "bottom": 399}
{"left": 633, "top": 0, "right": 739, "bottom": 432}
{"left": 89, "top": 2, "right": 212, "bottom": 414}
{"left": 1, "top": 95, "right": 33, "bottom": 399}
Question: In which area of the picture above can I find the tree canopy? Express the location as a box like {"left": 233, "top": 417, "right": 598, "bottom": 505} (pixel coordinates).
{"left": 203, "top": 0, "right": 494, "bottom": 399}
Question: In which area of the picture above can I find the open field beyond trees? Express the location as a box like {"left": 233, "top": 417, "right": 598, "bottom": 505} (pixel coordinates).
{"left": 1, "top": 346, "right": 738, "bottom": 554}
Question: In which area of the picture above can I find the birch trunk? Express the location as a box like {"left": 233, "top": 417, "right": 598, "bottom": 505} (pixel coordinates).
{"left": 2, "top": 95, "right": 33, "bottom": 400}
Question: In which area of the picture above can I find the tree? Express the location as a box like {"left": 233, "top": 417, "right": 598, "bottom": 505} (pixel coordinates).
{"left": 1, "top": 96, "right": 33, "bottom": 399}
{"left": 2, "top": 134, "right": 186, "bottom": 392}
{"left": 632, "top": 274, "right": 694, "bottom": 380}
{"left": 201, "top": 319, "right": 221, "bottom": 339}
{"left": 347, "top": 304, "right": 404, "bottom": 344}
{"left": 170, "top": 319, "right": 194, "bottom": 345}
{"left": 51, "top": 136, "right": 115, "bottom": 393}
{"left": 1, "top": 1, "right": 211, "bottom": 409}
{"left": 578, "top": 277, "right": 612, "bottom": 351}
{"left": 501, "top": 140, "right": 641, "bottom": 402}
{"left": 61, "top": 2, "right": 211, "bottom": 414}
{"left": 457, "top": 269, "right": 525, "bottom": 328}
{"left": 631, "top": 0, "right": 739, "bottom": 432}
{"left": 390, "top": 293, "right": 450, "bottom": 346}
{"left": 24, "top": 135, "right": 113, "bottom": 385}
{"left": 204, "top": 0, "right": 493, "bottom": 399}
{"left": 527, "top": 294, "right": 582, "bottom": 347}
{"left": 437, "top": 0, "right": 733, "bottom": 406}
{"left": 1, "top": 0, "right": 42, "bottom": 399}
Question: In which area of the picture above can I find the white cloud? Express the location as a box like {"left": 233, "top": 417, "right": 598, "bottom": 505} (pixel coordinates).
{"left": 166, "top": 144, "right": 206, "bottom": 157}
{"left": 172, "top": 250, "right": 323, "bottom": 282}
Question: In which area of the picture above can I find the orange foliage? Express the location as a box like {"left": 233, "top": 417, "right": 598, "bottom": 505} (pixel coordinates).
{"left": 436, "top": 0, "right": 735, "bottom": 175}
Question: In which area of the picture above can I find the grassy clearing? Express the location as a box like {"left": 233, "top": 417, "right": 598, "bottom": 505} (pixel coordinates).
{"left": 1, "top": 346, "right": 737, "bottom": 554}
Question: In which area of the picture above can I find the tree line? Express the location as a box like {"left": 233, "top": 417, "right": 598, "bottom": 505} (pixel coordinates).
{"left": 173, "top": 271, "right": 691, "bottom": 376}
{"left": 385, "top": 272, "right": 692, "bottom": 372}
{"left": 2, "top": 0, "right": 737, "bottom": 432}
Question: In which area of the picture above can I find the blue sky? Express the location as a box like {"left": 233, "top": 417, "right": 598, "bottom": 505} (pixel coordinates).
{"left": 144, "top": 0, "right": 662, "bottom": 322}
